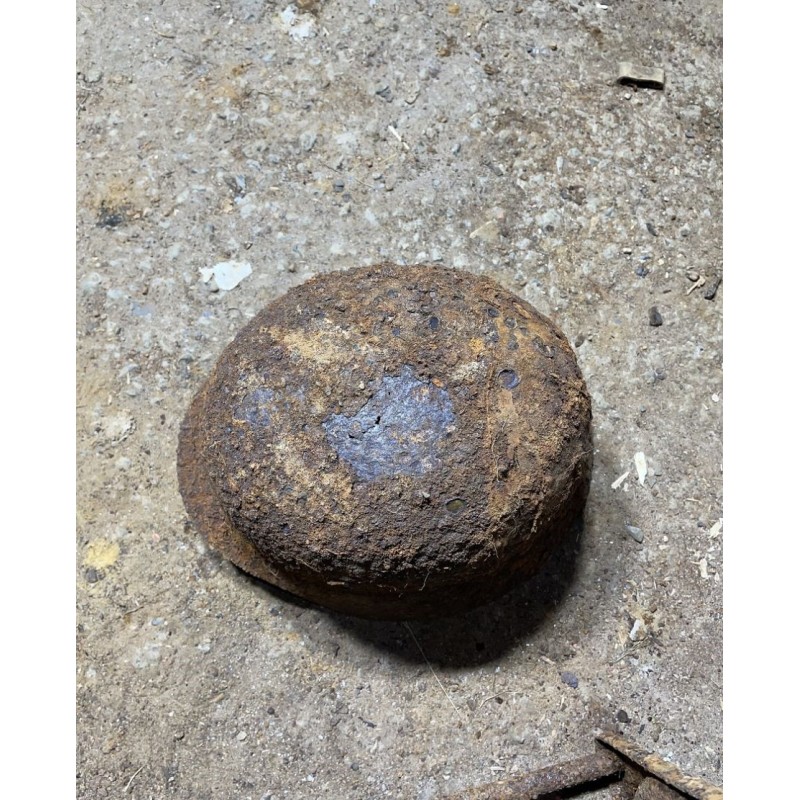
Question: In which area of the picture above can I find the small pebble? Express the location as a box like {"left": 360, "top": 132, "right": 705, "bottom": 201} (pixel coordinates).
{"left": 560, "top": 671, "right": 579, "bottom": 689}
{"left": 646, "top": 222, "right": 657, "bottom": 236}
{"left": 636, "top": 265, "right": 650, "bottom": 278}
{"left": 85, "top": 568, "right": 101, "bottom": 583}
{"left": 332, "top": 179, "right": 345, "bottom": 193}
{"left": 299, "top": 130, "right": 317, "bottom": 152}
{"left": 236, "top": 731, "right": 248, "bottom": 741}
{"left": 625, "top": 524, "right": 644, "bottom": 543}
{"left": 648, "top": 306, "right": 663, "bottom": 327}
{"left": 617, "top": 709, "right": 631, "bottom": 723}
{"left": 704, "top": 276, "right": 721, "bottom": 300}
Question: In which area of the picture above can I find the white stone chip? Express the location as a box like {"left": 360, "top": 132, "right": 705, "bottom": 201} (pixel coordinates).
{"left": 634, "top": 451, "right": 647, "bottom": 485}
{"left": 201, "top": 261, "right": 252, "bottom": 291}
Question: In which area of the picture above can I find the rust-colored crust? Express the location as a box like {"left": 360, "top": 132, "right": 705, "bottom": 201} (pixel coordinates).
{"left": 177, "top": 264, "right": 592, "bottom": 619}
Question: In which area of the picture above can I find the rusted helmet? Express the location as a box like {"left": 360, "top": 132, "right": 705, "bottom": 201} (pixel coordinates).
{"left": 178, "top": 264, "right": 592, "bottom": 619}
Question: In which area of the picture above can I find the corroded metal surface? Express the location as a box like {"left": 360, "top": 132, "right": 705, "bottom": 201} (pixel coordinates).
{"left": 178, "top": 263, "right": 593, "bottom": 618}
{"left": 597, "top": 732, "right": 723, "bottom": 800}
{"left": 449, "top": 733, "right": 722, "bottom": 800}
{"left": 444, "top": 751, "right": 623, "bottom": 799}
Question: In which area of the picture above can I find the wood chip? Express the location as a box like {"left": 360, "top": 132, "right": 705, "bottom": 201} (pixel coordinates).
{"left": 469, "top": 219, "right": 500, "bottom": 242}
{"left": 686, "top": 275, "right": 706, "bottom": 295}
{"left": 612, "top": 471, "right": 630, "bottom": 490}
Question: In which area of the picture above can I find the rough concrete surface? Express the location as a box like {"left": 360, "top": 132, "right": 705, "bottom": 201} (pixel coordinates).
{"left": 76, "top": 1, "right": 722, "bottom": 798}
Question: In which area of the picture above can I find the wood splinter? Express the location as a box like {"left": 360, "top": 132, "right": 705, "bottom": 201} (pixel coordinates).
{"left": 447, "top": 731, "right": 722, "bottom": 800}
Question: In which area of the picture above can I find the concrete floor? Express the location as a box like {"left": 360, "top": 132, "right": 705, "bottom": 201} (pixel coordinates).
{"left": 77, "top": 1, "right": 722, "bottom": 797}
